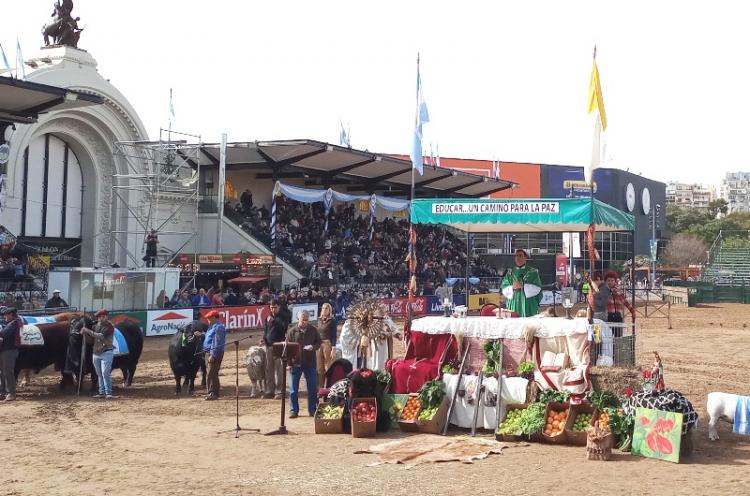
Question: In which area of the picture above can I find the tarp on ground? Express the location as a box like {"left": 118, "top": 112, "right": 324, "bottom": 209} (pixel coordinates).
{"left": 410, "top": 197, "right": 634, "bottom": 233}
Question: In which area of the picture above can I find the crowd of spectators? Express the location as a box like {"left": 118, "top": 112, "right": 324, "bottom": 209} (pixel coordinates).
{"left": 223, "top": 190, "right": 501, "bottom": 290}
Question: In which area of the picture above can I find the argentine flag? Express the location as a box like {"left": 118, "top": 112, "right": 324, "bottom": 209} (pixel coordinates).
{"left": 410, "top": 57, "right": 429, "bottom": 175}
{"left": 112, "top": 328, "right": 130, "bottom": 356}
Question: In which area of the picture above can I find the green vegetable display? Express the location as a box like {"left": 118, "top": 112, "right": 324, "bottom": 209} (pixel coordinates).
{"left": 497, "top": 408, "right": 525, "bottom": 435}
{"left": 572, "top": 412, "right": 593, "bottom": 432}
{"left": 482, "top": 340, "right": 501, "bottom": 373}
{"left": 604, "top": 406, "right": 635, "bottom": 451}
{"left": 520, "top": 403, "right": 546, "bottom": 435}
{"left": 537, "top": 389, "right": 571, "bottom": 404}
{"left": 317, "top": 404, "right": 344, "bottom": 419}
{"left": 418, "top": 406, "right": 439, "bottom": 420}
{"left": 497, "top": 403, "right": 547, "bottom": 435}
{"left": 586, "top": 389, "right": 619, "bottom": 410}
{"left": 376, "top": 370, "right": 392, "bottom": 384}
{"left": 517, "top": 360, "right": 535, "bottom": 375}
{"left": 417, "top": 380, "right": 446, "bottom": 411}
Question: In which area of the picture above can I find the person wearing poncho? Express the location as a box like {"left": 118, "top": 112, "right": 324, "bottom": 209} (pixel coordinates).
{"left": 501, "top": 249, "right": 542, "bottom": 317}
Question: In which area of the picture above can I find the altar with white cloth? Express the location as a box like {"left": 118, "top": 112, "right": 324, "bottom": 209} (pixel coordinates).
{"left": 400, "top": 316, "right": 616, "bottom": 427}
{"left": 411, "top": 315, "right": 591, "bottom": 339}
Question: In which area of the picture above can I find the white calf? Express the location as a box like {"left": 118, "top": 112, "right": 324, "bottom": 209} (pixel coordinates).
{"left": 707, "top": 392, "right": 739, "bottom": 441}
{"left": 245, "top": 346, "right": 266, "bottom": 398}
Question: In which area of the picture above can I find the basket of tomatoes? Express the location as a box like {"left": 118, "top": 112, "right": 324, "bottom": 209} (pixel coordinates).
{"left": 351, "top": 398, "right": 377, "bottom": 438}
{"left": 398, "top": 394, "right": 422, "bottom": 432}
{"left": 542, "top": 402, "right": 569, "bottom": 444}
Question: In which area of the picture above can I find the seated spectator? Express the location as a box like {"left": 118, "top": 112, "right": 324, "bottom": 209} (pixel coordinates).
{"left": 192, "top": 288, "right": 211, "bottom": 306}
{"left": 176, "top": 291, "right": 192, "bottom": 308}
{"left": 45, "top": 290, "right": 68, "bottom": 309}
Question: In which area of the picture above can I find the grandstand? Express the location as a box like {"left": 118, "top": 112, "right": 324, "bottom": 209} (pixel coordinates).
{"left": 703, "top": 230, "right": 750, "bottom": 286}
{"left": 188, "top": 139, "right": 516, "bottom": 291}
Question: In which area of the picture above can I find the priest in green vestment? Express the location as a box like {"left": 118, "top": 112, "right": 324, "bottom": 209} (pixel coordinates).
{"left": 501, "top": 249, "right": 543, "bottom": 317}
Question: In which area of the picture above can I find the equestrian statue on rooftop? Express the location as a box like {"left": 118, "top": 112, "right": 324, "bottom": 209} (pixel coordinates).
{"left": 42, "top": 0, "right": 83, "bottom": 48}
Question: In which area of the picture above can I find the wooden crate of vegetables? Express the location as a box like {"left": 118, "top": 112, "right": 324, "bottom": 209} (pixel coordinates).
{"left": 542, "top": 401, "right": 570, "bottom": 444}
{"left": 351, "top": 398, "right": 377, "bottom": 438}
{"left": 415, "top": 380, "right": 449, "bottom": 434}
{"left": 564, "top": 403, "right": 596, "bottom": 446}
{"left": 398, "top": 394, "right": 422, "bottom": 432}
{"left": 314, "top": 402, "right": 345, "bottom": 434}
{"left": 496, "top": 404, "right": 528, "bottom": 442}
{"left": 496, "top": 402, "right": 547, "bottom": 442}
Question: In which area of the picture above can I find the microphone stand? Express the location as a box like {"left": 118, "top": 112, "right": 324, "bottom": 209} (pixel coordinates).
{"left": 266, "top": 340, "right": 300, "bottom": 436}
{"left": 205, "top": 334, "right": 260, "bottom": 437}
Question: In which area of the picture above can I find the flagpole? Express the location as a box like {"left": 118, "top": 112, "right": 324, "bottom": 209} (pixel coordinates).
{"left": 589, "top": 45, "right": 598, "bottom": 278}
{"left": 407, "top": 53, "right": 420, "bottom": 327}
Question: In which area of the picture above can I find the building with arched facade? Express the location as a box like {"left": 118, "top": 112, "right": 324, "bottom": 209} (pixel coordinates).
{"left": 3, "top": 46, "right": 148, "bottom": 268}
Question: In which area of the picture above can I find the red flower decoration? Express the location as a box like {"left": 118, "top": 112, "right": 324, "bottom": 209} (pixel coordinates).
{"left": 642, "top": 369, "right": 652, "bottom": 379}
{"left": 654, "top": 418, "right": 675, "bottom": 433}
{"left": 624, "top": 387, "right": 633, "bottom": 397}
{"left": 646, "top": 430, "right": 673, "bottom": 455}
{"left": 640, "top": 416, "right": 651, "bottom": 426}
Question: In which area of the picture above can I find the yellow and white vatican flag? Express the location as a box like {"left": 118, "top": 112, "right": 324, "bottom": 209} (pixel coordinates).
{"left": 586, "top": 48, "right": 607, "bottom": 186}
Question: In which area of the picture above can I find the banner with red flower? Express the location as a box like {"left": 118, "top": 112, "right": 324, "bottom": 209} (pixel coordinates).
{"left": 632, "top": 407, "right": 684, "bottom": 463}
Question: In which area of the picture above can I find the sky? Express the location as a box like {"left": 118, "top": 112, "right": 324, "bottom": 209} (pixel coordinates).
{"left": 3, "top": 0, "right": 750, "bottom": 189}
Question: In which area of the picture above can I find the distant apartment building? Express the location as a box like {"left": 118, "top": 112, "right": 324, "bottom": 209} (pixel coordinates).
{"left": 720, "top": 172, "right": 750, "bottom": 213}
{"left": 666, "top": 181, "right": 715, "bottom": 210}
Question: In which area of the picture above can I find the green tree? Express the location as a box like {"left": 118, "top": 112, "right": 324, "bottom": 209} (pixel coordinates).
{"left": 708, "top": 198, "right": 729, "bottom": 218}
{"left": 666, "top": 204, "right": 710, "bottom": 234}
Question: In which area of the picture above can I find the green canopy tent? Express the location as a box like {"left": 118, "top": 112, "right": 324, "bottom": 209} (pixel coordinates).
{"left": 410, "top": 197, "right": 636, "bottom": 315}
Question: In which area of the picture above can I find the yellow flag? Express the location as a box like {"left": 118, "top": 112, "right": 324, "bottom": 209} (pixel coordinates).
{"left": 587, "top": 58, "right": 607, "bottom": 131}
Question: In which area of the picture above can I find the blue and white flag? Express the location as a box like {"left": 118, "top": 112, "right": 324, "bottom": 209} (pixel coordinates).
{"left": 339, "top": 120, "right": 350, "bottom": 147}
{"left": 491, "top": 160, "right": 500, "bottom": 179}
{"left": 324, "top": 188, "right": 334, "bottom": 231}
{"left": 0, "top": 43, "right": 10, "bottom": 73}
{"left": 21, "top": 315, "right": 57, "bottom": 325}
{"left": 15, "top": 38, "right": 25, "bottom": 79}
{"left": 369, "top": 193, "right": 377, "bottom": 240}
{"left": 503, "top": 234, "right": 513, "bottom": 253}
{"left": 410, "top": 56, "right": 429, "bottom": 175}
{"left": 169, "top": 88, "right": 175, "bottom": 119}
{"left": 113, "top": 328, "right": 130, "bottom": 356}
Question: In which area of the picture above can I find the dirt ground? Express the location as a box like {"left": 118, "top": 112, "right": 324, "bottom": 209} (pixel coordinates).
{"left": 2, "top": 304, "right": 750, "bottom": 496}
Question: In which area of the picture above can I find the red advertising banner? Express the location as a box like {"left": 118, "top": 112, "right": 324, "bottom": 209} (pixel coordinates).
{"left": 555, "top": 253, "right": 568, "bottom": 286}
{"left": 199, "top": 305, "right": 271, "bottom": 331}
{"left": 381, "top": 297, "right": 428, "bottom": 317}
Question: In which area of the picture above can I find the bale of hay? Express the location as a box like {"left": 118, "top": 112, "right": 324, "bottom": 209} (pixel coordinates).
{"left": 589, "top": 366, "right": 640, "bottom": 394}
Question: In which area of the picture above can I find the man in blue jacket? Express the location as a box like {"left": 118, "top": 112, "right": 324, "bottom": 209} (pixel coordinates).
{"left": 203, "top": 310, "right": 226, "bottom": 401}
{"left": 192, "top": 288, "right": 211, "bottom": 307}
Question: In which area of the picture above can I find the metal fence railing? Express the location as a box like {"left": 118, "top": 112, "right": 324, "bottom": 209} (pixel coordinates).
{"left": 589, "top": 322, "right": 637, "bottom": 368}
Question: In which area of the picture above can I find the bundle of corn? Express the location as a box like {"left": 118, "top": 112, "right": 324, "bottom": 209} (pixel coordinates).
{"left": 347, "top": 299, "right": 391, "bottom": 347}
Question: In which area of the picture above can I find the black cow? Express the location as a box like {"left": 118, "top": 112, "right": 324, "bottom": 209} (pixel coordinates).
{"left": 15, "top": 321, "right": 73, "bottom": 386}
{"left": 168, "top": 321, "right": 207, "bottom": 395}
{"left": 65, "top": 317, "right": 144, "bottom": 390}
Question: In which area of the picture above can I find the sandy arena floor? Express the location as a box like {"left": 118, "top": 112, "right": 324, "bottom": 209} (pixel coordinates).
{"left": 2, "top": 303, "right": 750, "bottom": 496}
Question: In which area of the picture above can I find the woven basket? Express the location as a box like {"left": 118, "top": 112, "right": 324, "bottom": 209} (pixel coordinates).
{"left": 586, "top": 433, "right": 613, "bottom": 461}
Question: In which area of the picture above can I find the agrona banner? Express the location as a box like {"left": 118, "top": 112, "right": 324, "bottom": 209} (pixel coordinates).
{"left": 146, "top": 309, "right": 194, "bottom": 337}
{"left": 431, "top": 202, "right": 559, "bottom": 214}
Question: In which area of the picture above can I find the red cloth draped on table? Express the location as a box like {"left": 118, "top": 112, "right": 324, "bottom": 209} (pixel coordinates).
{"left": 389, "top": 331, "right": 457, "bottom": 393}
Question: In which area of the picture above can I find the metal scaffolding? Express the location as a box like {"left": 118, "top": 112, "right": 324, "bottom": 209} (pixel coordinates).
{"left": 111, "top": 129, "right": 202, "bottom": 268}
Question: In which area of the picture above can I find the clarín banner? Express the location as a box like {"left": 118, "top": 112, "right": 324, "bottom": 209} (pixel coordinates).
{"left": 199, "top": 305, "right": 271, "bottom": 331}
